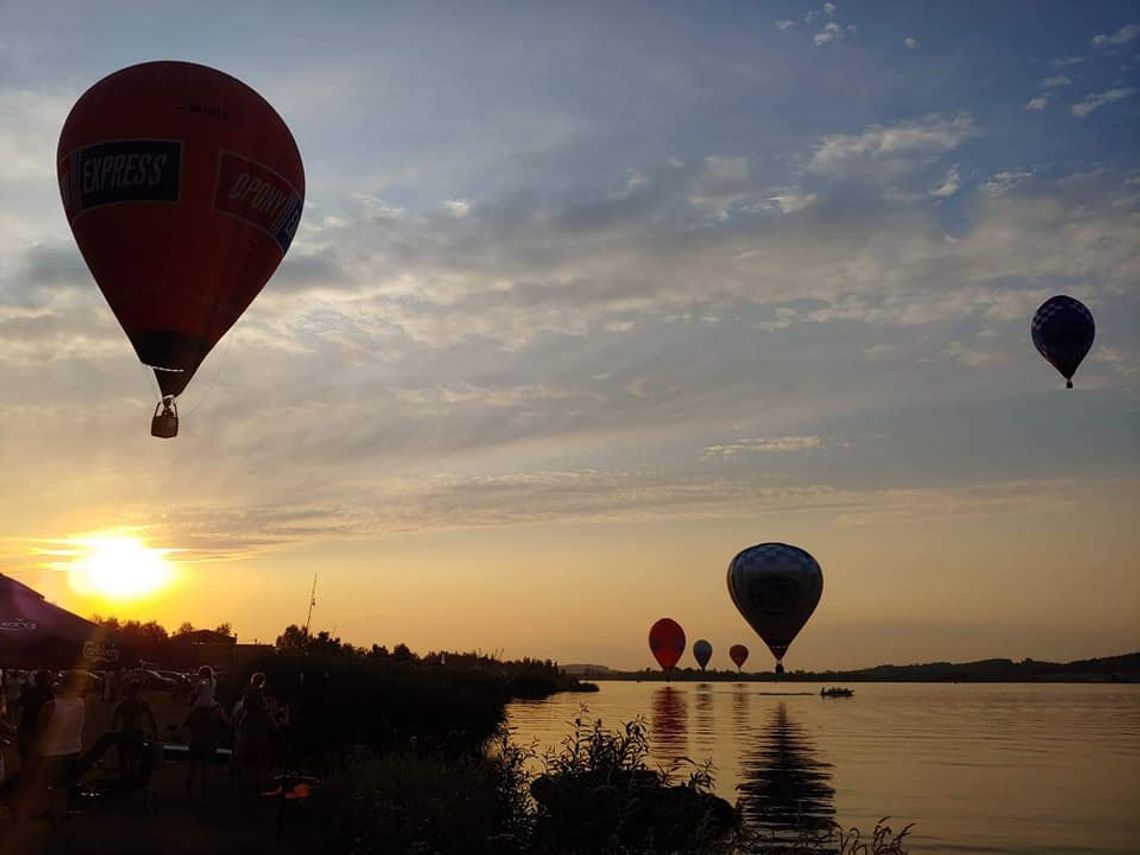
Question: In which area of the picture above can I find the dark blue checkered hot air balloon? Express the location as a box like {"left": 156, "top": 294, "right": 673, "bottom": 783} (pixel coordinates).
{"left": 727, "top": 542, "right": 822, "bottom": 675}
{"left": 1031, "top": 296, "right": 1095, "bottom": 389}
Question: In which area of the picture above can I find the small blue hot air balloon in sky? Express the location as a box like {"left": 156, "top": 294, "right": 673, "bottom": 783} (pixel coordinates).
{"left": 1031, "top": 295, "right": 1095, "bottom": 389}
{"left": 693, "top": 639, "right": 713, "bottom": 671}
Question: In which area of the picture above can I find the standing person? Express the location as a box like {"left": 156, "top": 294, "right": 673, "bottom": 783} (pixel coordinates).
{"left": 0, "top": 717, "right": 14, "bottom": 784}
{"left": 234, "top": 672, "right": 274, "bottom": 791}
{"left": 16, "top": 670, "right": 53, "bottom": 768}
{"left": 191, "top": 665, "right": 217, "bottom": 707}
{"left": 184, "top": 692, "right": 228, "bottom": 800}
{"left": 5, "top": 670, "right": 25, "bottom": 723}
{"left": 26, "top": 670, "right": 87, "bottom": 820}
{"left": 111, "top": 681, "right": 158, "bottom": 785}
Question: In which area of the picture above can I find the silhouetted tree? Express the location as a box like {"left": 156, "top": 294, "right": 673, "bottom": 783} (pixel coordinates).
{"left": 276, "top": 624, "right": 310, "bottom": 652}
{"left": 91, "top": 616, "right": 169, "bottom": 645}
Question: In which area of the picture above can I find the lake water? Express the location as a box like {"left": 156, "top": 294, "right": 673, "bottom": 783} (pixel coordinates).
{"left": 506, "top": 681, "right": 1140, "bottom": 853}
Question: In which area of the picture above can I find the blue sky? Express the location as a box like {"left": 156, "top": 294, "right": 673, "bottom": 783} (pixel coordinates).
{"left": 1, "top": 2, "right": 1137, "bottom": 667}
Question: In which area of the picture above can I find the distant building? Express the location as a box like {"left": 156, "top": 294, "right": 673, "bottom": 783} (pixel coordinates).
{"left": 174, "top": 629, "right": 237, "bottom": 645}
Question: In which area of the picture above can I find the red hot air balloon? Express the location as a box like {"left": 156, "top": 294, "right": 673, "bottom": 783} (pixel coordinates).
{"left": 729, "top": 644, "right": 749, "bottom": 671}
{"left": 648, "top": 618, "right": 686, "bottom": 672}
{"left": 57, "top": 61, "right": 304, "bottom": 437}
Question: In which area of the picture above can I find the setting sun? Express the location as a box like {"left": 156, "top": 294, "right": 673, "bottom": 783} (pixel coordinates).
{"left": 65, "top": 534, "right": 176, "bottom": 602}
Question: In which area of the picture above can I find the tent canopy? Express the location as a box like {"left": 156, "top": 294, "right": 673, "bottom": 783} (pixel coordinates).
{"left": 0, "top": 573, "right": 110, "bottom": 669}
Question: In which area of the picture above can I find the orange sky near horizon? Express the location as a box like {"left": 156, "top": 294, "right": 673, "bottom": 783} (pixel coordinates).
{"left": 8, "top": 476, "right": 1138, "bottom": 672}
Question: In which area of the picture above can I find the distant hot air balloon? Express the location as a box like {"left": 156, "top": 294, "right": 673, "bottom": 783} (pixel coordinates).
{"left": 727, "top": 543, "right": 822, "bottom": 675}
{"left": 58, "top": 61, "right": 305, "bottom": 437}
{"left": 693, "top": 639, "right": 713, "bottom": 672}
{"left": 649, "top": 618, "right": 686, "bottom": 672}
{"left": 1031, "top": 296, "right": 1095, "bottom": 389}
{"left": 729, "top": 644, "right": 749, "bottom": 671}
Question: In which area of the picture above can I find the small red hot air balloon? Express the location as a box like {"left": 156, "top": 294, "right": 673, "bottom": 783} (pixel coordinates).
{"left": 648, "top": 618, "right": 686, "bottom": 671}
{"left": 729, "top": 644, "right": 749, "bottom": 671}
{"left": 57, "top": 61, "right": 304, "bottom": 437}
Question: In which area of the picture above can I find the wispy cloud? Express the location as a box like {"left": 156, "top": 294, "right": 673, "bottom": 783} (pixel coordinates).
{"left": 904, "top": 37, "right": 919, "bottom": 50}
{"left": 814, "top": 21, "right": 855, "bottom": 46}
{"left": 0, "top": 88, "right": 73, "bottom": 183}
{"left": 1042, "top": 75, "right": 1072, "bottom": 88}
{"left": 775, "top": 19, "right": 794, "bottom": 30}
{"left": 1025, "top": 95, "right": 1049, "bottom": 111}
{"left": 942, "top": 340, "right": 1005, "bottom": 368}
{"left": 1071, "top": 88, "right": 1136, "bottom": 117}
{"left": 702, "top": 436, "right": 824, "bottom": 457}
{"left": 930, "top": 165, "right": 961, "bottom": 198}
{"left": 1092, "top": 23, "right": 1140, "bottom": 48}
{"left": 808, "top": 113, "right": 979, "bottom": 177}
{"left": 442, "top": 199, "right": 472, "bottom": 218}
{"left": 766, "top": 191, "right": 817, "bottom": 213}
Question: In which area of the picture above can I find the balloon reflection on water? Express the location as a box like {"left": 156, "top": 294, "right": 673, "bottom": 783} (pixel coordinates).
{"left": 737, "top": 702, "right": 836, "bottom": 851}
{"left": 650, "top": 686, "right": 689, "bottom": 763}
{"left": 694, "top": 683, "right": 716, "bottom": 758}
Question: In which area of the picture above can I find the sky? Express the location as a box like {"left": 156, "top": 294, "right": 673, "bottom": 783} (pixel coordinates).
{"left": 1, "top": 1, "right": 1138, "bottom": 671}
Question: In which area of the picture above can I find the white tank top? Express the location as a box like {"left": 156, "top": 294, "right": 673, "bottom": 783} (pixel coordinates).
{"left": 42, "top": 696, "right": 85, "bottom": 756}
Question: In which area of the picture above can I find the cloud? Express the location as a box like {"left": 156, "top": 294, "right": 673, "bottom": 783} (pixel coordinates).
{"left": 1042, "top": 75, "right": 1072, "bottom": 89}
{"left": 942, "top": 340, "right": 1005, "bottom": 368}
{"left": 766, "top": 191, "right": 817, "bottom": 213}
{"left": 94, "top": 475, "right": 1132, "bottom": 548}
{"left": 703, "top": 436, "right": 823, "bottom": 457}
{"left": 2, "top": 136, "right": 1137, "bottom": 534}
{"left": 1071, "top": 88, "right": 1136, "bottom": 117}
{"left": 813, "top": 21, "right": 855, "bottom": 46}
{"left": 775, "top": 19, "right": 794, "bottom": 30}
{"left": 807, "top": 113, "right": 979, "bottom": 177}
{"left": 0, "top": 88, "right": 73, "bottom": 183}
{"left": 1025, "top": 95, "right": 1049, "bottom": 111}
{"left": 823, "top": 2, "right": 837, "bottom": 15}
{"left": 930, "top": 165, "right": 961, "bottom": 198}
{"left": 904, "top": 38, "right": 919, "bottom": 50}
{"left": 1092, "top": 23, "right": 1140, "bottom": 47}
{"left": 443, "top": 199, "right": 472, "bottom": 218}
{"left": 981, "top": 169, "right": 1032, "bottom": 194}
{"left": 1050, "top": 56, "right": 1084, "bottom": 67}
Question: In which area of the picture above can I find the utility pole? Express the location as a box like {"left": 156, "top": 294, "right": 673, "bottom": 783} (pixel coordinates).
{"left": 303, "top": 573, "right": 317, "bottom": 636}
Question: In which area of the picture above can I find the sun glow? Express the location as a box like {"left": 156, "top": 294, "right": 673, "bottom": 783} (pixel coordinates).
{"left": 65, "top": 535, "right": 176, "bottom": 602}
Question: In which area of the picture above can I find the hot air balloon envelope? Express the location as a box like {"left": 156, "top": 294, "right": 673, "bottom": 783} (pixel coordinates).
{"left": 727, "top": 543, "right": 822, "bottom": 668}
{"left": 1031, "top": 296, "right": 1094, "bottom": 389}
{"left": 729, "top": 644, "right": 749, "bottom": 670}
{"left": 693, "top": 639, "right": 713, "bottom": 671}
{"left": 649, "top": 618, "right": 686, "bottom": 671}
{"left": 57, "top": 61, "right": 304, "bottom": 421}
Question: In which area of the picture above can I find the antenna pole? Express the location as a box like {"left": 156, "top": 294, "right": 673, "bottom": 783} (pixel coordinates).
{"left": 303, "top": 573, "right": 318, "bottom": 636}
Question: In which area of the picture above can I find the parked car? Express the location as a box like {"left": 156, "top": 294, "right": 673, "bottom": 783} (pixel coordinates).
{"left": 126, "top": 669, "right": 177, "bottom": 692}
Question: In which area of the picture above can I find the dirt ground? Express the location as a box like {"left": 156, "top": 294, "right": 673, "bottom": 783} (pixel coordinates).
{"left": 0, "top": 689, "right": 323, "bottom": 854}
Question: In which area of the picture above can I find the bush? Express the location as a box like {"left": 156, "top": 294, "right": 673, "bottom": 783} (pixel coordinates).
{"left": 318, "top": 730, "right": 533, "bottom": 855}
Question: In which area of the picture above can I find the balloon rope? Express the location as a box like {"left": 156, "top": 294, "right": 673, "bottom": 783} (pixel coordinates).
{"left": 179, "top": 337, "right": 234, "bottom": 419}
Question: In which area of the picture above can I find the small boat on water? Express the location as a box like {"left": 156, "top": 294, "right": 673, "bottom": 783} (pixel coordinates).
{"left": 820, "top": 687, "right": 854, "bottom": 698}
